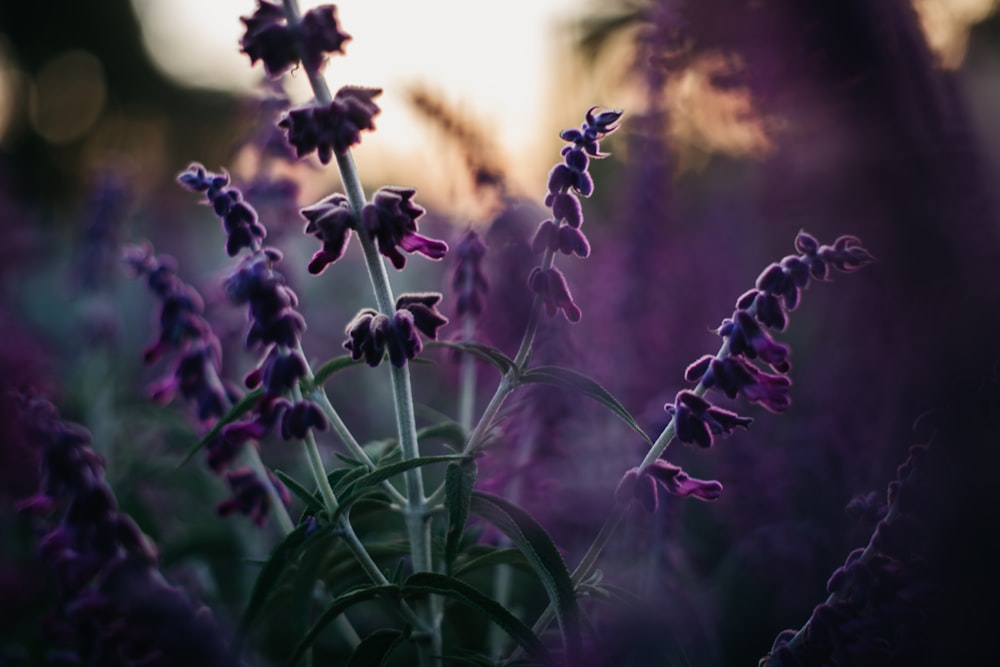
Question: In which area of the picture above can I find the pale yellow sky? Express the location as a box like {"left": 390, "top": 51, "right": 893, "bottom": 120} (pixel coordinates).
{"left": 130, "top": 0, "right": 595, "bottom": 210}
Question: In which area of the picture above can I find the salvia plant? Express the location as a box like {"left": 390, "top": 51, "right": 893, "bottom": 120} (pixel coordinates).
{"left": 25, "top": 1, "right": 993, "bottom": 666}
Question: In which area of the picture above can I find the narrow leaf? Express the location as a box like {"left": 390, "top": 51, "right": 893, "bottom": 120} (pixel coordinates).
{"left": 241, "top": 521, "right": 316, "bottom": 633}
{"left": 470, "top": 491, "right": 581, "bottom": 663}
{"left": 180, "top": 388, "right": 263, "bottom": 466}
{"left": 453, "top": 548, "right": 531, "bottom": 578}
{"left": 445, "top": 460, "right": 478, "bottom": 571}
{"left": 417, "top": 421, "right": 468, "bottom": 450}
{"left": 345, "top": 628, "right": 408, "bottom": 667}
{"left": 274, "top": 470, "right": 324, "bottom": 516}
{"left": 519, "top": 366, "right": 650, "bottom": 444}
{"left": 426, "top": 341, "right": 516, "bottom": 375}
{"left": 403, "top": 572, "right": 550, "bottom": 664}
{"left": 309, "top": 355, "right": 363, "bottom": 389}
{"left": 289, "top": 584, "right": 401, "bottom": 667}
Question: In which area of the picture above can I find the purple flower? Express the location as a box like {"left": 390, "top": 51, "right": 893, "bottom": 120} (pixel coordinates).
{"left": 343, "top": 293, "right": 448, "bottom": 367}
{"left": 688, "top": 355, "right": 792, "bottom": 413}
{"left": 452, "top": 230, "right": 489, "bottom": 317}
{"left": 223, "top": 250, "right": 305, "bottom": 350}
{"left": 528, "top": 266, "right": 581, "bottom": 322}
{"left": 241, "top": 1, "right": 350, "bottom": 77}
{"left": 279, "top": 86, "right": 382, "bottom": 164}
{"left": 664, "top": 390, "right": 752, "bottom": 448}
{"left": 362, "top": 186, "right": 448, "bottom": 269}
{"left": 280, "top": 401, "right": 328, "bottom": 440}
{"left": 217, "top": 467, "right": 291, "bottom": 526}
{"left": 176, "top": 164, "right": 266, "bottom": 256}
{"left": 301, "top": 192, "right": 355, "bottom": 274}
{"left": 343, "top": 309, "right": 390, "bottom": 367}
{"left": 615, "top": 459, "right": 724, "bottom": 511}
{"left": 718, "top": 309, "right": 790, "bottom": 372}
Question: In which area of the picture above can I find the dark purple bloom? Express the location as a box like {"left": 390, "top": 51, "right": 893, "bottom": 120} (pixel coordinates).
{"left": 396, "top": 293, "right": 449, "bottom": 340}
{"left": 301, "top": 192, "right": 355, "bottom": 274}
{"left": 279, "top": 401, "right": 327, "bottom": 440}
{"left": 528, "top": 266, "right": 581, "bottom": 322}
{"left": 343, "top": 309, "right": 390, "bottom": 367}
{"left": 452, "top": 230, "right": 489, "bottom": 317}
{"left": 343, "top": 294, "right": 447, "bottom": 368}
{"left": 718, "top": 309, "right": 790, "bottom": 372}
{"left": 241, "top": 1, "right": 350, "bottom": 77}
{"left": 616, "top": 459, "right": 723, "bottom": 511}
{"left": 176, "top": 164, "right": 266, "bottom": 256}
{"left": 217, "top": 467, "right": 291, "bottom": 526}
{"left": 362, "top": 186, "right": 448, "bottom": 269}
{"left": 257, "top": 348, "right": 307, "bottom": 395}
{"left": 223, "top": 250, "right": 304, "bottom": 350}
{"left": 664, "top": 390, "right": 752, "bottom": 448}
{"left": 279, "top": 86, "right": 382, "bottom": 164}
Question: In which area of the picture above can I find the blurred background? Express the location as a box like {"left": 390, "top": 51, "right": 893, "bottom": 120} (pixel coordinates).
{"left": 2, "top": 0, "right": 1000, "bottom": 665}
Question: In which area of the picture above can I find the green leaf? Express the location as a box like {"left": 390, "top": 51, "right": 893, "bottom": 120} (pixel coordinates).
{"left": 417, "top": 421, "right": 468, "bottom": 451}
{"left": 180, "top": 389, "right": 263, "bottom": 466}
{"left": 330, "top": 465, "right": 370, "bottom": 495}
{"left": 453, "top": 548, "right": 531, "bottom": 578}
{"left": 519, "top": 366, "right": 651, "bottom": 444}
{"left": 274, "top": 470, "right": 325, "bottom": 516}
{"left": 332, "top": 454, "right": 472, "bottom": 521}
{"left": 308, "top": 355, "right": 363, "bottom": 389}
{"left": 426, "top": 341, "right": 517, "bottom": 375}
{"left": 470, "top": 491, "right": 581, "bottom": 663}
{"left": 345, "top": 628, "right": 409, "bottom": 667}
{"left": 445, "top": 460, "right": 478, "bottom": 571}
{"left": 241, "top": 521, "right": 320, "bottom": 634}
{"left": 403, "top": 572, "right": 550, "bottom": 664}
{"left": 289, "top": 584, "right": 401, "bottom": 666}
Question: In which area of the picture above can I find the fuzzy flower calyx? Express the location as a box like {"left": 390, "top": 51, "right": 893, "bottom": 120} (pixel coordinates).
{"left": 241, "top": 1, "right": 351, "bottom": 77}
{"left": 344, "top": 293, "right": 448, "bottom": 367}
{"left": 528, "top": 266, "right": 581, "bottom": 322}
{"left": 362, "top": 186, "right": 448, "bottom": 269}
{"left": 301, "top": 192, "right": 354, "bottom": 274}
{"left": 616, "top": 460, "right": 724, "bottom": 511}
{"left": 665, "top": 390, "right": 752, "bottom": 449}
{"left": 279, "top": 86, "right": 381, "bottom": 164}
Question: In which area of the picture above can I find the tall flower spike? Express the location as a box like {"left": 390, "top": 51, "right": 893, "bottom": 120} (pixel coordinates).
{"left": 177, "top": 164, "right": 266, "bottom": 257}
{"left": 529, "top": 107, "right": 622, "bottom": 322}
{"left": 452, "top": 230, "right": 489, "bottom": 317}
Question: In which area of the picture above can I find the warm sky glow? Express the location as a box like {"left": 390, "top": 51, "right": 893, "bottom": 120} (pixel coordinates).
{"left": 130, "top": 0, "right": 586, "bottom": 209}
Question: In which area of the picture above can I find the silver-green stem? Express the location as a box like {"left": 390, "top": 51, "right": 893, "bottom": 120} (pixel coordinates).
{"left": 458, "top": 315, "right": 477, "bottom": 432}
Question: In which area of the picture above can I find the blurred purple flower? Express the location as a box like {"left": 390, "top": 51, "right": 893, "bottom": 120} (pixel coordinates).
{"left": 616, "top": 459, "right": 724, "bottom": 512}
{"left": 528, "top": 266, "right": 581, "bottom": 322}
{"left": 177, "top": 164, "right": 267, "bottom": 256}
{"left": 452, "top": 230, "right": 489, "bottom": 317}
{"left": 217, "top": 467, "right": 291, "bottom": 526}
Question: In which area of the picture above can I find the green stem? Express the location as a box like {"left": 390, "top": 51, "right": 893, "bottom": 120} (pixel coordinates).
{"left": 458, "top": 315, "right": 477, "bottom": 433}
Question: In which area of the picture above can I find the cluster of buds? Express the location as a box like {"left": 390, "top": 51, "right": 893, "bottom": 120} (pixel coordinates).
{"left": 617, "top": 232, "right": 874, "bottom": 511}
{"left": 124, "top": 243, "right": 291, "bottom": 525}
{"left": 15, "top": 394, "right": 242, "bottom": 666}
{"left": 530, "top": 107, "right": 622, "bottom": 322}
{"left": 344, "top": 293, "right": 449, "bottom": 368}
{"left": 176, "top": 165, "right": 329, "bottom": 464}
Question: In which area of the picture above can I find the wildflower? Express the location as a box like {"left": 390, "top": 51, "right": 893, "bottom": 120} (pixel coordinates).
{"left": 241, "top": 1, "right": 350, "bottom": 77}
{"left": 344, "top": 293, "right": 448, "bottom": 367}
{"left": 615, "top": 459, "right": 724, "bottom": 512}
{"left": 217, "top": 467, "right": 292, "bottom": 526}
{"left": 176, "top": 164, "right": 266, "bottom": 256}
{"left": 717, "top": 309, "right": 790, "bottom": 372}
{"left": 362, "top": 186, "right": 448, "bottom": 269}
{"left": 223, "top": 250, "right": 305, "bottom": 350}
{"left": 664, "top": 390, "right": 752, "bottom": 449}
{"left": 279, "top": 86, "right": 382, "bottom": 164}
{"left": 301, "top": 192, "right": 355, "bottom": 274}
{"left": 528, "top": 266, "right": 581, "bottom": 322}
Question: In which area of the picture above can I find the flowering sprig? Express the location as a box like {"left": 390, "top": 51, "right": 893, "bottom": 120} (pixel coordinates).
{"left": 528, "top": 107, "right": 622, "bottom": 322}
{"left": 279, "top": 86, "right": 382, "bottom": 164}
{"left": 614, "top": 231, "right": 874, "bottom": 511}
